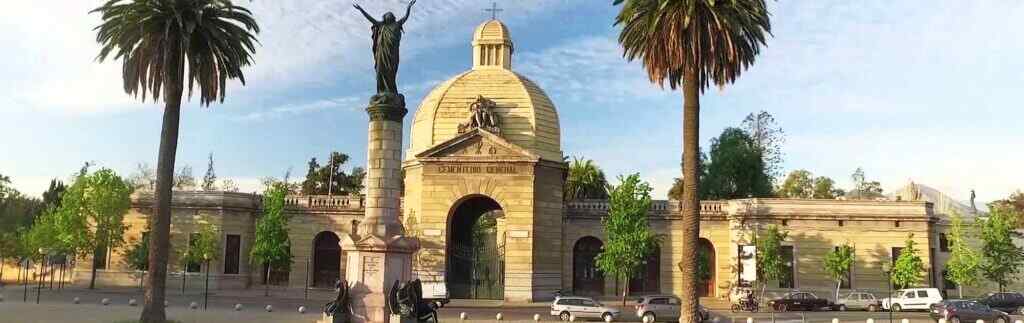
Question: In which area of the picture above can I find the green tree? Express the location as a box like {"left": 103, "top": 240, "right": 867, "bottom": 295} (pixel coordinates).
{"left": 741, "top": 110, "right": 785, "bottom": 181}
{"left": 565, "top": 157, "right": 609, "bottom": 200}
{"left": 202, "top": 153, "right": 217, "bottom": 191}
{"left": 250, "top": 182, "right": 293, "bottom": 296}
{"left": 594, "top": 174, "right": 660, "bottom": 306}
{"left": 945, "top": 212, "right": 981, "bottom": 298}
{"left": 824, "top": 243, "right": 854, "bottom": 302}
{"left": 42, "top": 179, "right": 68, "bottom": 208}
{"left": 0, "top": 173, "right": 13, "bottom": 202}
{"left": 57, "top": 168, "right": 134, "bottom": 289}
{"left": 778, "top": 170, "right": 814, "bottom": 198}
{"left": 755, "top": 225, "right": 788, "bottom": 300}
{"left": 990, "top": 190, "right": 1024, "bottom": 228}
{"left": 301, "top": 152, "right": 365, "bottom": 195}
{"left": 891, "top": 234, "right": 925, "bottom": 289}
{"left": 124, "top": 235, "right": 149, "bottom": 271}
{"left": 847, "top": 167, "right": 884, "bottom": 200}
{"left": 812, "top": 176, "right": 844, "bottom": 199}
{"left": 702, "top": 128, "right": 774, "bottom": 199}
{"left": 979, "top": 205, "right": 1024, "bottom": 292}
{"left": 92, "top": 0, "right": 259, "bottom": 320}
{"left": 612, "top": 0, "right": 771, "bottom": 320}
{"left": 129, "top": 162, "right": 156, "bottom": 191}
{"left": 174, "top": 165, "right": 197, "bottom": 190}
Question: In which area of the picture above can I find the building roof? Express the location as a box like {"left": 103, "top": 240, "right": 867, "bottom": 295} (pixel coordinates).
{"left": 407, "top": 19, "right": 561, "bottom": 161}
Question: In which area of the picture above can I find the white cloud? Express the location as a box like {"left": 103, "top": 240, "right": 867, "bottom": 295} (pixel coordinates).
{"left": 235, "top": 96, "right": 362, "bottom": 121}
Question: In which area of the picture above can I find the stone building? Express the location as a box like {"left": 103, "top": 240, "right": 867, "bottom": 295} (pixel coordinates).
{"left": 66, "top": 19, "right": 1021, "bottom": 301}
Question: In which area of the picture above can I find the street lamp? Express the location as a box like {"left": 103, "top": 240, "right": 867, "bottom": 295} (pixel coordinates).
{"left": 881, "top": 262, "right": 893, "bottom": 323}
{"left": 203, "top": 252, "right": 211, "bottom": 311}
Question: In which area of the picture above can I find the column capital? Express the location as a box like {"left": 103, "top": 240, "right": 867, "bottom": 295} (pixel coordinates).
{"left": 367, "top": 93, "right": 408, "bottom": 122}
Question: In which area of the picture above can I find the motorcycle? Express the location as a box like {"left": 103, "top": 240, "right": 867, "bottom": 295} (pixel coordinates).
{"left": 731, "top": 297, "right": 760, "bottom": 313}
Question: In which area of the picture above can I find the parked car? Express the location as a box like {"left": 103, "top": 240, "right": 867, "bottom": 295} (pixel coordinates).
{"left": 633, "top": 295, "right": 709, "bottom": 322}
{"left": 550, "top": 296, "right": 621, "bottom": 322}
{"left": 976, "top": 292, "right": 1024, "bottom": 315}
{"left": 882, "top": 288, "right": 943, "bottom": 312}
{"left": 930, "top": 300, "right": 1012, "bottom": 323}
{"left": 834, "top": 291, "right": 882, "bottom": 312}
{"left": 768, "top": 292, "right": 832, "bottom": 312}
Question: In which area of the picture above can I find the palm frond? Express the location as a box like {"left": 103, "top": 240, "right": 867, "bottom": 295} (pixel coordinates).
{"left": 93, "top": 0, "right": 260, "bottom": 106}
{"left": 614, "top": 0, "right": 771, "bottom": 91}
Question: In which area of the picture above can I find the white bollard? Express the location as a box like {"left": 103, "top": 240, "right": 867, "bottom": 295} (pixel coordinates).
{"left": 976, "top": 320, "right": 984, "bottom": 323}
{"left": 496, "top": 313, "right": 503, "bottom": 321}
{"left": 902, "top": 319, "right": 909, "bottom": 323}
{"left": 189, "top": 301, "right": 198, "bottom": 310}
{"left": 833, "top": 319, "right": 839, "bottom": 323}
{"left": 939, "top": 319, "right": 946, "bottom": 323}
{"left": 570, "top": 313, "right": 577, "bottom": 322}
{"left": 129, "top": 298, "right": 137, "bottom": 306}
{"left": 73, "top": 297, "right": 81, "bottom": 304}
{"left": 747, "top": 318, "right": 754, "bottom": 323}
{"left": 1015, "top": 320, "right": 1022, "bottom": 323}
{"left": 101, "top": 298, "right": 110, "bottom": 306}
{"left": 459, "top": 312, "right": 467, "bottom": 321}
{"left": 234, "top": 303, "right": 243, "bottom": 311}
{"left": 605, "top": 314, "right": 614, "bottom": 323}
{"left": 298, "top": 306, "right": 307, "bottom": 314}
{"left": 164, "top": 300, "right": 169, "bottom": 307}
{"left": 534, "top": 314, "right": 541, "bottom": 322}
{"left": 265, "top": 305, "right": 274, "bottom": 312}
{"left": 867, "top": 319, "right": 874, "bottom": 323}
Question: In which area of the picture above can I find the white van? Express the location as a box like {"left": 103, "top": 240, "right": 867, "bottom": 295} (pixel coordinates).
{"left": 881, "top": 288, "right": 943, "bottom": 312}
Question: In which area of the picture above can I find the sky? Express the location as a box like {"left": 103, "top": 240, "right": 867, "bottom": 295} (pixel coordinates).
{"left": 1, "top": 1, "right": 1022, "bottom": 205}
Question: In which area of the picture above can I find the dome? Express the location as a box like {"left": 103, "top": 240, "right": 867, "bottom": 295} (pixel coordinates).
{"left": 407, "top": 20, "right": 561, "bottom": 162}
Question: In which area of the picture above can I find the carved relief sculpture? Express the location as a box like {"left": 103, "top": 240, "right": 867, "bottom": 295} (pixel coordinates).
{"left": 458, "top": 95, "right": 501, "bottom": 134}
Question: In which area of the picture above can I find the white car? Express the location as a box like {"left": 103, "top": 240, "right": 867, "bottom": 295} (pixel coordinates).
{"left": 551, "top": 296, "right": 621, "bottom": 322}
{"left": 881, "top": 288, "right": 943, "bottom": 312}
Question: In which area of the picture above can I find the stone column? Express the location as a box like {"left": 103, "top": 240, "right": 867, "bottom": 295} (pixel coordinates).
{"left": 338, "top": 94, "right": 419, "bottom": 323}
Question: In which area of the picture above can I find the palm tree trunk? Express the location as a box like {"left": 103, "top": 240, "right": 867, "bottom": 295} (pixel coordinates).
{"left": 678, "top": 69, "right": 701, "bottom": 323}
{"left": 140, "top": 34, "right": 184, "bottom": 323}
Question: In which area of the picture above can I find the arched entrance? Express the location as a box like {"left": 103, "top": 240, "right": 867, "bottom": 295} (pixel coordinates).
{"left": 697, "top": 238, "right": 716, "bottom": 297}
{"left": 629, "top": 246, "right": 661, "bottom": 295}
{"left": 447, "top": 195, "right": 505, "bottom": 300}
{"left": 573, "top": 236, "right": 604, "bottom": 296}
{"left": 312, "top": 231, "right": 341, "bottom": 288}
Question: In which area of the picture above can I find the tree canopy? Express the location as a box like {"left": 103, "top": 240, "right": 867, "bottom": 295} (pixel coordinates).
{"left": 202, "top": 153, "right": 217, "bottom": 191}
{"left": 824, "top": 243, "right": 854, "bottom": 301}
{"left": 250, "top": 182, "right": 294, "bottom": 275}
{"left": 847, "top": 167, "right": 884, "bottom": 200}
{"left": 300, "top": 152, "right": 365, "bottom": 195}
{"left": 702, "top": 128, "right": 774, "bottom": 199}
{"left": 891, "top": 234, "right": 925, "bottom": 289}
{"left": 990, "top": 190, "right": 1024, "bottom": 228}
{"left": 595, "top": 173, "right": 660, "bottom": 305}
{"left": 945, "top": 212, "right": 981, "bottom": 298}
{"left": 979, "top": 205, "right": 1024, "bottom": 291}
{"left": 777, "top": 169, "right": 843, "bottom": 199}
{"left": 755, "top": 225, "right": 788, "bottom": 297}
{"left": 565, "top": 157, "right": 609, "bottom": 200}
{"left": 741, "top": 111, "right": 785, "bottom": 181}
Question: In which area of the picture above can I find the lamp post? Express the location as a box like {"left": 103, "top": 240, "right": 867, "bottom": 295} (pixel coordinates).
{"left": 203, "top": 252, "right": 210, "bottom": 311}
{"left": 882, "top": 262, "right": 893, "bottom": 323}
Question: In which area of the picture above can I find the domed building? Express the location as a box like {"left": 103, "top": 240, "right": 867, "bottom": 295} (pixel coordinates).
{"left": 402, "top": 19, "right": 566, "bottom": 302}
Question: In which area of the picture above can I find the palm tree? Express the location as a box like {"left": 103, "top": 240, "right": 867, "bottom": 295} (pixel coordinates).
{"left": 92, "top": 1, "right": 258, "bottom": 322}
{"left": 612, "top": 1, "right": 771, "bottom": 322}
{"left": 565, "top": 158, "right": 610, "bottom": 200}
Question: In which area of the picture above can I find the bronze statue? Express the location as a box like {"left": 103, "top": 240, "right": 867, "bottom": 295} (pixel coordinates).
{"left": 323, "top": 280, "right": 352, "bottom": 323}
{"left": 387, "top": 279, "right": 438, "bottom": 323}
{"left": 458, "top": 95, "right": 501, "bottom": 134}
{"left": 353, "top": 1, "right": 416, "bottom": 95}
{"left": 970, "top": 189, "right": 977, "bottom": 213}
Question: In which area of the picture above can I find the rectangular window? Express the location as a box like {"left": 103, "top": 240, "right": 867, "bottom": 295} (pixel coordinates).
{"left": 224, "top": 234, "right": 241, "bottom": 274}
{"left": 186, "top": 233, "right": 201, "bottom": 273}
{"left": 779, "top": 246, "right": 795, "bottom": 289}
{"left": 939, "top": 234, "right": 950, "bottom": 252}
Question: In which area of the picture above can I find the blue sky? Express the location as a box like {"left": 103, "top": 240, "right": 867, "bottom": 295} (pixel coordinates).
{"left": 2, "top": 1, "right": 1022, "bottom": 204}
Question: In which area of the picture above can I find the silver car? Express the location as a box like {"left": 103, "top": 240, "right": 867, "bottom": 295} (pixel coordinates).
{"left": 634, "top": 295, "right": 708, "bottom": 322}
{"left": 550, "top": 296, "right": 621, "bottom": 322}
{"left": 834, "top": 292, "right": 881, "bottom": 312}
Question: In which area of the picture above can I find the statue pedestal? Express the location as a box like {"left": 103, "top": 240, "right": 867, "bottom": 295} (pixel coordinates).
{"left": 341, "top": 234, "right": 418, "bottom": 323}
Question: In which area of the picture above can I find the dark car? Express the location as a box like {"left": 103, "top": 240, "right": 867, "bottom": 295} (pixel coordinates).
{"left": 976, "top": 292, "right": 1024, "bottom": 315}
{"left": 769, "top": 292, "right": 832, "bottom": 312}
{"left": 930, "top": 300, "right": 1012, "bottom": 323}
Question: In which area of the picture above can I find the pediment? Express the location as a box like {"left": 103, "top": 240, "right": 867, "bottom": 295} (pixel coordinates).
{"left": 415, "top": 128, "right": 539, "bottom": 161}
